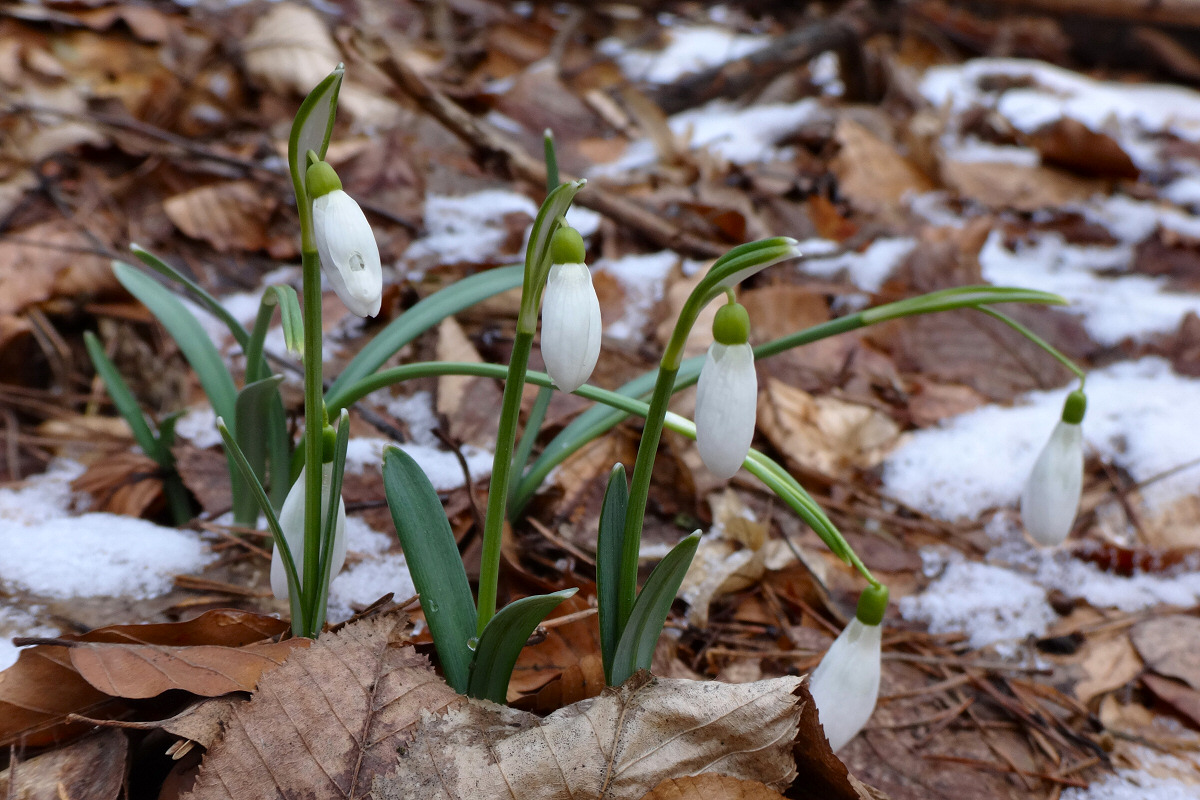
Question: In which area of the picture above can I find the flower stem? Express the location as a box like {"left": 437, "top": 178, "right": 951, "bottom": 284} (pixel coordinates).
{"left": 300, "top": 247, "right": 324, "bottom": 638}
{"left": 477, "top": 328, "right": 535, "bottom": 634}
{"left": 973, "top": 306, "right": 1087, "bottom": 389}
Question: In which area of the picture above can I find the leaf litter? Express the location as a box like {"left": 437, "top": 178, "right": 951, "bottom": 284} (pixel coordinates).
{"left": 1, "top": 0, "right": 1200, "bottom": 797}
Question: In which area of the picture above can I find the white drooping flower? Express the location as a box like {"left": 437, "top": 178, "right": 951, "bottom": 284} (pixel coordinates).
{"left": 695, "top": 301, "right": 756, "bottom": 479}
{"left": 270, "top": 462, "right": 348, "bottom": 601}
{"left": 809, "top": 584, "right": 887, "bottom": 752}
{"left": 540, "top": 226, "right": 601, "bottom": 393}
{"left": 1021, "top": 389, "right": 1086, "bottom": 546}
{"left": 307, "top": 160, "right": 382, "bottom": 318}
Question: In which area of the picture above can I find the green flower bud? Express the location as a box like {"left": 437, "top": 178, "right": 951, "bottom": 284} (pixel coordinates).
{"left": 305, "top": 160, "right": 342, "bottom": 199}
{"left": 549, "top": 226, "right": 586, "bottom": 265}
{"left": 712, "top": 301, "right": 750, "bottom": 346}
{"left": 855, "top": 583, "right": 889, "bottom": 626}
{"left": 1061, "top": 389, "right": 1087, "bottom": 424}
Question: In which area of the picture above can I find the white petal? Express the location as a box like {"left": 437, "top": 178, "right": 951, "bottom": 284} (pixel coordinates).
{"left": 695, "top": 343, "right": 757, "bottom": 479}
{"left": 270, "top": 463, "right": 348, "bottom": 600}
{"left": 808, "top": 618, "right": 882, "bottom": 751}
{"left": 541, "top": 262, "right": 602, "bottom": 393}
{"left": 1021, "top": 420, "right": 1083, "bottom": 546}
{"left": 313, "top": 190, "right": 383, "bottom": 318}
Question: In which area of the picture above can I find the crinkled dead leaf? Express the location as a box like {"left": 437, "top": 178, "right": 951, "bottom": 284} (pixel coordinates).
{"left": 0, "top": 609, "right": 289, "bottom": 745}
{"left": 757, "top": 379, "right": 900, "bottom": 479}
{"left": 639, "top": 774, "right": 786, "bottom": 800}
{"left": 831, "top": 118, "right": 933, "bottom": 215}
{"left": 0, "top": 729, "right": 126, "bottom": 800}
{"left": 1142, "top": 673, "right": 1200, "bottom": 729}
{"left": 70, "top": 638, "right": 305, "bottom": 699}
{"left": 1132, "top": 615, "right": 1200, "bottom": 691}
{"left": 163, "top": 180, "right": 279, "bottom": 253}
{"left": 1072, "top": 634, "right": 1143, "bottom": 705}
{"left": 373, "top": 672, "right": 804, "bottom": 800}
{"left": 182, "top": 611, "right": 458, "bottom": 800}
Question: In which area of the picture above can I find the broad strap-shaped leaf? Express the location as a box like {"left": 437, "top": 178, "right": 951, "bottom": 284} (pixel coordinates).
{"left": 113, "top": 261, "right": 238, "bottom": 431}
{"left": 131, "top": 245, "right": 250, "bottom": 348}
{"left": 382, "top": 446, "right": 477, "bottom": 693}
{"left": 83, "top": 331, "right": 167, "bottom": 466}
{"left": 596, "top": 464, "right": 628, "bottom": 685}
{"left": 610, "top": 533, "right": 700, "bottom": 686}
{"left": 326, "top": 264, "right": 524, "bottom": 408}
{"left": 467, "top": 589, "right": 576, "bottom": 703}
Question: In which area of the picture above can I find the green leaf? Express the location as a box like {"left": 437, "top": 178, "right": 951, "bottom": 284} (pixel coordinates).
{"left": 325, "top": 264, "right": 524, "bottom": 409}
{"left": 467, "top": 589, "right": 576, "bottom": 703}
{"left": 266, "top": 284, "right": 304, "bottom": 357}
{"left": 287, "top": 65, "right": 343, "bottom": 210}
{"left": 234, "top": 375, "right": 285, "bottom": 522}
{"left": 610, "top": 533, "right": 699, "bottom": 686}
{"left": 518, "top": 179, "right": 585, "bottom": 329}
{"left": 131, "top": 246, "right": 249, "bottom": 349}
{"left": 311, "top": 408, "right": 350, "bottom": 634}
{"left": 382, "top": 446, "right": 477, "bottom": 693}
{"left": 596, "top": 464, "right": 627, "bottom": 685}
{"left": 113, "top": 261, "right": 238, "bottom": 429}
{"left": 83, "top": 331, "right": 167, "bottom": 466}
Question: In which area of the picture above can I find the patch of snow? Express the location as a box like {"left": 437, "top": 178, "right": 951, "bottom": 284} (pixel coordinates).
{"left": 384, "top": 391, "right": 441, "bottom": 448}
{"left": 809, "top": 51, "right": 844, "bottom": 97}
{"left": 978, "top": 229, "right": 1200, "bottom": 345}
{"left": 0, "top": 606, "right": 58, "bottom": 671}
{"left": 920, "top": 58, "right": 1200, "bottom": 172}
{"left": 595, "top": 251, "right": 679, "bottom": 341}
{"left": 883, "top": 358, "right": 1200, "bottom": 521}
{"left": 343, "top": 515, "right": 393, "bottom": 557}
{"left": 907, "top": 191, "right": 968, "bottom": 229}
{"left": 603, "top": 25, "right": 767, "bottom": 85}
{"left": 899, "top": 554, "right": 1054, "bottom": 654}
{"left": 799, "top": 237, "right": 917, "bottom": 293}
{"left": 342, "top": 438, "right": 493, "bottom": 491}
{"left": 565, "top": 205, "right": 602, "bottom": 239}
{"left": 1063, "top": 749, "right": 1200, "bottom": 800}
{"left": 327, "top": 553, "right": 415, "bottom": 622}
{"left": 1080, "top": 193, "right": 1200, "bottom": 243}
{"left": 0, "top": 459, "right": 85, "bottom": 524}
{"left": 174, "top": 405, "right": 222, "bottom": 449}
{"left": 593, "top": 99, "right": 831, "bottom": 173}
{"left": 1162, "top": 175, "right": 1200, "bottom": 208}
{"left": 402, "top": 190, "right": 537, "bottom": 274}
{"left": 943, "top": 138, "right": 1041, "bottom": 166}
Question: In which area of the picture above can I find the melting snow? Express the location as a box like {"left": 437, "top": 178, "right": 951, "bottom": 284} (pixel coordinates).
{"left": 603, "top": 25, "right": 767, "bottom": 85}
{"left": 595, "top": 251, "right": 680, "bottom": 341}
{"left": 342, "top": 438, "right": 493, "bottom": 491}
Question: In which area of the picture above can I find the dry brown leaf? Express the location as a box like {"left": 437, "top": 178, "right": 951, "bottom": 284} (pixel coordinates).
{"left": 831, "top": 118, "right": 933, "bottom": 215}
{"left": 678, "top": 490, "right": 771, "bottom": 629}
{"left": 757, "top": 380, "right": 900, "bottom": 479}
{"left": 436, "top": 316, "right": 501, "bottom": 448}
{"left": 0, "top": 219, "right": 118, "bottom": 315}
{"left": 0, "top": 729, "right": 126, "bottom": 800}
{"left": 373, "top": 672, "right": 804, "bottom": 800}
{"left": 242, "top": 2, "right": 340, "bottom": 97}
{"left": 163, "top": 180, "right": 278, "bottom": 253}
{"left": 511, "top": 593, "right": 604, "bottom": 704}
{"left": 1142, "top": 673, "right": 1200, "bottom": 728}
{"left": 1131, "top": 615, "right": 1200, "bottom": 691}
{"left": 0, "top": 609, "right": 290, "bottom": 746}
{"left": 939, "top": 159, "right": 1106, "bottom": 212}
{"left": 70, "top": 639, "right": 306, "bottom": 699}
{"left": 1072, "top": 634, "right": 1143, "bottom": 705}
{"left": 1025, "top": 118, "right": 1139, "bottom": 180}
{"left": 640, "top": 774, "right": 787, "bottom": 800}
{"left": 181, "top": 611, "right": 458, "bottom": 800}
{"left": 72, "top": 450, "right": 165, "bottom": 518}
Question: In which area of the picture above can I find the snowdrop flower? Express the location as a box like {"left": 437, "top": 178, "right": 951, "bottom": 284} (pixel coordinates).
{"left": 540, "top": 225, "right": 601, "bottom": 393}
{"left": 695, "top": 300, "right": 756, "bottom": 479}
{"left": 1021, "top": 389, "right": 1086, "bottom": 546}
{"left": 306, "top": 160, "right": 382, "bottom": 318}
{"left": 809, "top": 584, "right": 888, "bottom": 752}
{"left": 270, "top": 461, "right": 348, "bottom": 601}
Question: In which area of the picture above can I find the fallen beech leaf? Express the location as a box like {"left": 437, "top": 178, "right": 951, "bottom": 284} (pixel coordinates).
{"left": 373, "top": 672, "right": 804, "bottom": 799}
{"left": 70, "top": 639, "right": 306, "bottom": 699}
{"left": 242, "top": 2, "right": 339, "bottom": 97}
{"left": 757, "top": 380, "right": 900, "bottom": 479}
{"left": 1131, "top": 615, "right": 1200, "bottom": 691}
{"left": 1073, "top": 635, "right": 1143, "bottom": 705}
{"left": 0, "top": 610, "right": 290, "bottom": 745}
{"left": 436, "top": 316, "right": 501, "bottom": 448}
{"left": 181, "top": 611, "right": 458, "bottom": 800}
{"left": 163, "top": 180, "right": 278, "bottom": 253}
{"left": 1142, "top": 673, "right": 1200, "bottom": 728}
{"left": 831, "top": 118, "right": 933, "bottom": 215}
{"left": 679, "top": 491, "right": 770, "bottom": 628}
{"left": 1025, "top": 118, "right": 1139, "bottom": 180}
{"left": 640, "top": 774, "right": 786, "bottom": 800}
{"left": 0, "top": 729, "right": 126, "bottom": 800}
{"left": 939, "top": 159, "right": 1106, "bottom": 212}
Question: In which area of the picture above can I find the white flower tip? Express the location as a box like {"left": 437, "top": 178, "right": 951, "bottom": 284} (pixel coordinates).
{"left": 541, "top": 262, "right": 601, "bottom": 393}
{"left": 808, "top": 618, "right": 882, "bottom": 752}
{"left": 695, "top": 343, "right": 757, "bottom": 480}
{"left": 1020, "top": 420, "right": 1083, "bottom": 547}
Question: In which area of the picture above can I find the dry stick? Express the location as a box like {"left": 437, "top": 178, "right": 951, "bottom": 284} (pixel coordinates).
{"left": 377, "top": 43, "right": 725, "bottom": 259}
{"left": 647, "top": 14, "right": 868, "bottom": 115}
{"left": 923, "top": 754, "right": 1090, "bottom": 788}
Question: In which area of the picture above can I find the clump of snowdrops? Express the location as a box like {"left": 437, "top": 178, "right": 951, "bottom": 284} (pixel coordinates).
{"left": 88, "top": 68, "right": 1089, "bottom": 750}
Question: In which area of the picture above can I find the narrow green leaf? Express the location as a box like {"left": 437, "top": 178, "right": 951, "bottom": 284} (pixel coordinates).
{"left": 610, "top": 533, "right": 700, "bottom": 686}
{"left": 113, "top": 261, "right": 238, "bottom": 430}
{"left": 131, "top": 246, "right": 249, "bottom": 348}
{"left": 519, "top": 180, "right": 585, "bottom": 327}
{"left": 325, "top": 264, "right": 524, "bottom": 408}
{"left": 506, "top": 384, "right": 552, "bottom": 514}
{"left": 596, "top": 464, "right": 627, "bottom": 685}
{"left": 83, "top": 331, "right": 166, "bottom": 465}
{"left": 265, "top": 284, "right": 304, "bottom": 357}
{"left": 467, "top": 589, "right": 576, "bottom": 703}
{"left": 382, "top": 446, "right": 478, "bottom": 693}
{"left": 234, "top": 375, "right": 285, "bottom": 523}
